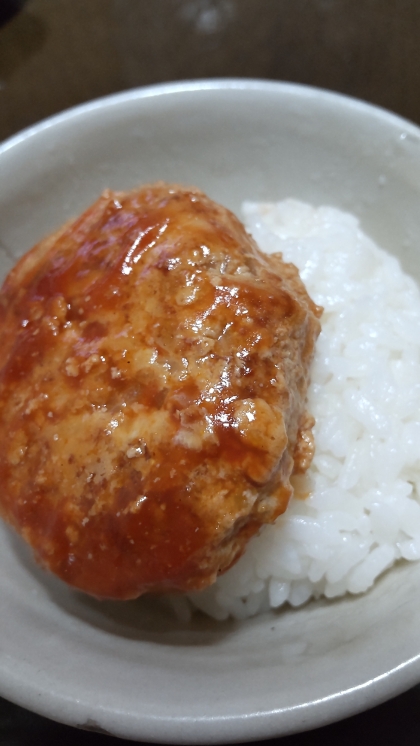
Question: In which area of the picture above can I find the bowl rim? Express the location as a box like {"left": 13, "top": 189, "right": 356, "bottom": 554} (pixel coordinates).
{"left": 2, "top": 77, "right": 420, "bottom": 158}
{"left": 2, "top": 77, "right": 420, "bottom": 744}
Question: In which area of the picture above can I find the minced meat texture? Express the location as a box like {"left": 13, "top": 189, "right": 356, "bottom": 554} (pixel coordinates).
{"left": 0, "top": 183, "right": 321, "bottom": 599}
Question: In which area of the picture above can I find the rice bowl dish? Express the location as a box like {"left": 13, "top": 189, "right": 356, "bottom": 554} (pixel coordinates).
{"left": 2, "top": 184, "right": 420, "bottom": 623}
{"left": 184, "top": 198, "right": 420, "bottom": 621}
{"left": 2, "top": 79, "right": 420, "bottom": 743}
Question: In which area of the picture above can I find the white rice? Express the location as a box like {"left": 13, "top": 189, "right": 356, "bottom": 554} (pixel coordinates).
{"left": 181, "top": 199, "right": 420, "bottom": 622}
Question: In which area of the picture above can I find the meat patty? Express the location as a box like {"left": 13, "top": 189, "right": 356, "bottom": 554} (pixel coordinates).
{"left": 0, "top": 183, "right": 321, "bottom": 599}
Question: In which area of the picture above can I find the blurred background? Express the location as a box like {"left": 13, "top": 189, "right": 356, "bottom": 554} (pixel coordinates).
{"left": 1, "top": 0, "right": 420, "bottom": 142}
{"left": 1, "top": 0, "right": 420, "bottom": 744}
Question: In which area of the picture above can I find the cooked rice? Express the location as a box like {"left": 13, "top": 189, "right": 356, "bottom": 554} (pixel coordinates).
{"left": 177, "top": 199, "right": 420, "bottom": 621}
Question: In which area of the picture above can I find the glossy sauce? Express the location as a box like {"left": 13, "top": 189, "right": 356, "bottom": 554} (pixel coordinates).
{"left": 0, "top": 184, "right": 321, "bottom": 598}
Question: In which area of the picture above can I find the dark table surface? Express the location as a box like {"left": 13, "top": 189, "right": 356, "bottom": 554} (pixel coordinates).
{"left": 1, "top": 1, "right": 420, "bottom": 743}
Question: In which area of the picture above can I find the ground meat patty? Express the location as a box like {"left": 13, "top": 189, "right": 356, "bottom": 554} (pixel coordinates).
{"left": 0, "top": 183, "right": 321, "bottom": 599}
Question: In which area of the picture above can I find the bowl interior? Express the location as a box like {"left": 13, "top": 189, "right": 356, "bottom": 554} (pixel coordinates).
{"left": 1, "top": 80, "right": 420, "bottom": 743}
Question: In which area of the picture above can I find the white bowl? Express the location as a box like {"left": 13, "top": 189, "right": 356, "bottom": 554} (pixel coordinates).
{"left": 1, "top": 79, "right": 420, "bottom": 744}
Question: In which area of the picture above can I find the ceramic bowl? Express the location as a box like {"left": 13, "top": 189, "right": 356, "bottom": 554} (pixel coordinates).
{"left": 1, "top": 80, "right": 420, "bottom": 744}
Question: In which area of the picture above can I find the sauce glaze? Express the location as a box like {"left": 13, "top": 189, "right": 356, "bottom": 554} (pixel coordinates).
{"left": 0, "top": 184, "right": 321, "bottom": 598}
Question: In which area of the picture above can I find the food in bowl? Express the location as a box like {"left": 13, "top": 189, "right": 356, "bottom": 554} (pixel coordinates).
{"left": 0, "top": 183, "right": 320, "bottom": 600}
{"left": 184, "top": 199, "right": 420, "bottom": 620}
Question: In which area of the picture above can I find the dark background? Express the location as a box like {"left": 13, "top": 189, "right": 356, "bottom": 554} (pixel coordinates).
{"left": 2, "top": 0, "right": 420, "bottom": 143}
{"left": 1, "top": 1, "right": 420, "bottom": 744}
